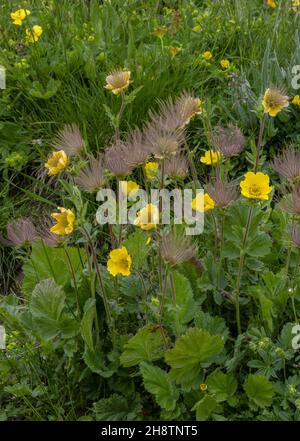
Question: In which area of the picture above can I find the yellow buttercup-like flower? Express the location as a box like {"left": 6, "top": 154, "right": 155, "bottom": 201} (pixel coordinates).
{"left": 267, "top": 0, "right": 276, "bottom": 8}
{"left": 202, "top": 51, "right": 213, "bottom": 61}
{"left": 144, "top": 162, "right": 159, "bottom": 180}
{"left": 240, "top": 172, "right": 272, "bottom": 201}
{"left": 292, "top": 95, "right": 300, "bottom": 107}
{"left": 107, "top": 246, "right": 132, "bottom": 277}
{"left": 134, "top": 204, "right": 159, "bottom": 230}
{"left": 105, "top": 70, "right": 131, "bottom": 95}
{"left": 50, "top": 207, "right": 75, "bottom": 235}
{"left": 169, "top": 46, "right": 182, "bottom": 57}
{"left": 120, "top": 180, "right": 140, "bottom": 198}
{"left": 192, "top": 193, "right": 215, "bottom": 212}
{"left": 220, "top": 59, "right": 230, "bottom": 69}
{"left": 200, "top": 383, "right": 208, "bottom": 391}
{"left": 45, "top": 150, "right": 68, "bottom": 175}
{"left": 26, "top": 25, "right": 43, "bottom": 43}
{"left": 262, "top": 87, "right": 289, "bottom": 117}
{"left": 200, "top": 150, "right": 222, "bottom": 165}
{"left": 11, "top": 9, "right": 30, "bottom": 26}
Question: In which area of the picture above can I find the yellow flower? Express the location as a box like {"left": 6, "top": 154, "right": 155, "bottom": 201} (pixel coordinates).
{"left": 105, "top": 70, "right": 131, "bottom": 95}
{"left": 26, "top": 25, "right": 43, "bottom": 43}
{"left": 262, "top": 87, "right": 289, "bottom": 117}
{"left": 11, "top": 9, "right": 30, "bottom": 26}
{"left": 146, "top": 237, "right": 152, "bottom": 245}
{"left": 220, "top": 59, "right": 230, "bottom": 69}
{"left": 120, "top": 180, "right": 140, "bottom": 198}
{"left": 240, "top": 172, "right": 272, "bottom": 201}
{"left": 134, "top": 204, "right": 159, "bottom": 230}
{"left": 202, "top": 51, "right": 213, "bottom": 61}
{"left": 107, "top": 246, "right": 132, "bottom": 277}
{"left": 44, "top": 150, "right": 68, "bottom": 175}
{"left": 152, "top": 26, "right": 167, "bottom": 38}
{"left": 50, "top": 207, "right": 75, "bottom": 235}
{"left": 200, "top": 150, "right": 222, "bottom": 165}
{"left": 192, "top": 193, "right": 215, "bottom": 212}
{"left": 144, "top": 161, "right": 159, "bottom": 180}
{"left": 293, "top": 0, "right": 300, "bottom": 7}
{"left": 168, "top": 46, "right": 182, "bottom": 57}
{"left": 292, "top": 95, "right": 300, "bottom": 107}
{"left": 200, "top": 383, "right": 208, "bottom": 391}
{"left": 267, "top": 0, "right": 276, "bottom": 8}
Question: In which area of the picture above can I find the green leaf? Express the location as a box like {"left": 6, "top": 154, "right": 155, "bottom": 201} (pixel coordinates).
{"left": 123, "top": 230, "right": 149, "bottom": 269}
{"left": 165, "top": 271, "right": 196, "bottom": 329}
{"left": 165, "top": 328, "right": 224, "bottom": 389}
{"left": 83, "top": 348, "right": 116, "bottom": 378}
{"left": 80, "top": 298, "right": 96, "bottom": 351}
{"left": 140, "top": 362, "right": 179, "bottom": 411}
{"left": 244, "top": 374, "right": 274, "bottom": 408}
{"left": 120, "top": 328, "right": 165, "bottom": 367}
{"left": 194, "top": 311, "right": 229, "bottom": 341}
{"left": 246, "top": 232, "right": 272, "bottom": 257}
{"left": 94, "top": 394, "right": 141, "bottom": 421}
{"left": 192, "top": 395, "right": 219, "bottom": 421}
{"left": 207, "top": 371, "right": 237, "bottom": 403}
{"left": 23, "top": 241, "right": 85, "bottom": 296}
{"left": 29, "top": 279, "right": 65, "bottom": 340}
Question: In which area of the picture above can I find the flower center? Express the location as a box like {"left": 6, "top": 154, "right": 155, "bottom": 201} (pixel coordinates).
{"left": 249, "top": 184, "right": 262, "bottom": 196}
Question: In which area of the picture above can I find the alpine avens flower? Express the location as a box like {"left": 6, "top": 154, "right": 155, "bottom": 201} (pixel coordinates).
{"left": 107, "top": 246, "right": 132, "bottom": 277}
{"left": 240, "top": 172, "right": 272, "bottom": 201}
{"left": 161, "top": 232, "right": 197, "bottom": 266}
{"left": 105, "top": 70, "right": 131, "bottom": 95}
{"left": 292, "top": 95, "right": 300, "bottom": 107}
{"left": 26, "top": 25, "right": 43, "bottom": 43}
{"left": 44, "top": 150, "right": 68, "bottom": 175}
{"left": 50, "top": 208, "right": 75, "bottom": 235}
{"left": 206, "top": 176, "right": 238, "bottom": 208}
{"left": 1, "top": 218, "right": 38, "bottom": 247}
{"left": 164, "top": 154, "right": 189, "bottom": 179}
{"left": 212, "top": 124, "right": 245, "bottom": 157}
{"left": 271, "top": 147, "right": 300, "bottom": 182}
{"left": 134, "top": 204, "right": 159, "bottom": 230}
{"left": 120, "top": 181, "right": 140, "bottom": 198}
{"left": 191, "top": 193, "right": 215, "bottom": 212}
{"left": 202, "top": 51, "right": 213, "bottom": 61}
{"left": 144, "top": 161, "right": 159, "bottom": 180}
{"left": 169, "top": 46, "right": 182, "bottom": 57}
{"left": 267, "top": 0, "right": 277, "bottom": 8}
{"left": 220, "top": 59, "right": 230, "bottom": 69}
{"left": 75, "top": 155, "right": 106, "bottom": 193}
{"left": 11, "top": 9, "right": 30, "bottom": 26}
{"left": 54, "top": 124, "right": 85, "bottom": 156}
{"left": 262, "top": 87, "right": 289, "bottom": 117}
{"left": 200, "top": 150, "right": 222, "bottom": 165}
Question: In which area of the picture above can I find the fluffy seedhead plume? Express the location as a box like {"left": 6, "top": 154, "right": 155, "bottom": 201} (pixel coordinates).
{"left": 144, "top": 123, "right": 185, "bottom": 160}
{"left": 53, "top": 124, "right": 85, "bottom": 156}
{"left": 212, "top": 124, "right": 245, "bottom": 157}
{"left": 1, "top": 218, "right": 38, "bottom": 247}
{"left": 290, "top": 223, "right": 300, "bottom": 247}
{"left": 104, "top": 140, "right": 135, "bottom": 177}
{"left": 205, "top": 176, "right": 238, "bottom": 208}
{"left": 37, "top": 219, "right": 64, "bottom": 247}
{"left": 122, "top": 129, "right": 151, "bottom": 168}
{"left": 164, "top": 154, "right": 189, "bottom": 179}
{"left": 75, "top": 155, "right": 106, "bottom": 193}
{"left": 271, "top": 146, "right": 300, "bottom": 181}
{"left": 161, "top": 232, "right": 197, "bottom": 265}
{"left": 279, "top": 184, "right": 300, "bottom": 215}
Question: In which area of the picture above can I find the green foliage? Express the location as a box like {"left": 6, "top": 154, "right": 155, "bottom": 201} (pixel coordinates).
{"left": 94, "top": 394, "right": 142, "bottom": 421}
{"left": 244, "top": 374, "right": 275, "bottom": 408}
{"left": 120, "top": 328, "right": 165, "bottom": 367}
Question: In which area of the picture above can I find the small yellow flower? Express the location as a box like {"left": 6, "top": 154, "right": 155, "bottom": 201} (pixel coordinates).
{"left": 152, "top": 26, "right": 167, "bottom": 38}
{"left": 144, "top": 162, "right": 159, "bottom": 180}
{"left": 220, "top": 59, "right": 230, "bottom": 69}
{"left": 168, "top": 46, "right": 182, "bottom": 57}
{"left": 120, "top": 180, "right": 140, "bottom": 198}
{"left": 292, "top": 0, "right": 300, "bottom": 8}
{"left": 105, "top": 70, "right": 131, "bottom": 95}
{"left": 200, "top": 150, "right": 222, "bottom": 165}
{"left": 262, "top": 87, "right": 289, "bottom": 117}
{"left": 134, "top": 204, "right": 159, "bottom": 230}
{"left": 240, "top": 172, "right": 272, "bottom": 201}
{"left": 107, "top": 246, "right": 132, "bottom": 277}
{"left": 292, "top": 95, "right": 300, "bottom": 107}
{"left": 10, "top": 9, "right": 30, "bottom": 26}
{"left": 202, "top": 51, "right": 213, "bottom": 61}
{"left": 200, "top": 383, "right": 208, "bottom": 391}
{"left": 192, "top": 193, "right": 215, "bottom": 212}
{"left": 50, "top": 207, "right": 75, "bottom": 235}
{"left": 267, "top": 0, "right": 277, "bottom": 8}
{"left": 26, "top": 25, "right": 43, "bottom": 43}
{"left": 44, "top": 150, "right": 68, "bottom": 175}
